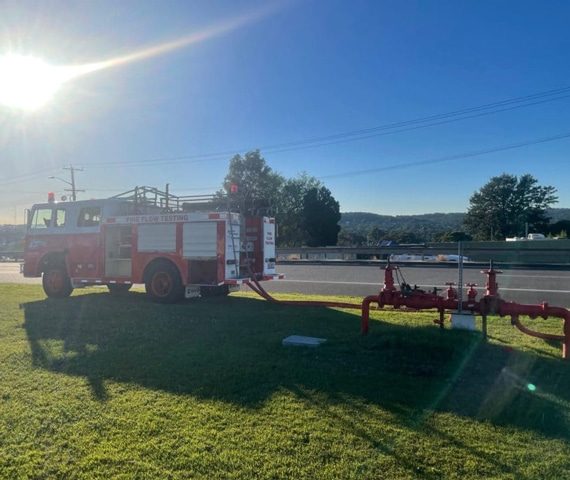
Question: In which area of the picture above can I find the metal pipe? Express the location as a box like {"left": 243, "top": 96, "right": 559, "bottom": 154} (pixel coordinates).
{"left": 361, "top": 295, "right": 378, "bottom": 335}
{"left": 510, "top": 315, "right": 565, "bottom": 342}
{"left": 562, "top": 318, "right": 570, "bottom": 359}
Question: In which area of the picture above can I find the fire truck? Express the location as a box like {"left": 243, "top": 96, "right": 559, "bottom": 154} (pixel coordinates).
{"left": 22, "top": 186, "right": 281, "bottom": 302}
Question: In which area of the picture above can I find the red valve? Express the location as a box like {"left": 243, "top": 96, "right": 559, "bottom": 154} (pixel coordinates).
{"left": 466, "top": 283, "right": 478, "bottom": 301}
{"left": 382, "top": 263, "right": 398, "bottom": 293}
{"left": 445, "top": 282, "right": 457, "bottom": 300}
{"left": 482, "top": 269, "right": 501, "bottom": 297}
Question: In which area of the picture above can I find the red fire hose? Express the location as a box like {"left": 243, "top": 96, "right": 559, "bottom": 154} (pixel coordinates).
{"left": 245, "top": 277, "right": 362, "bottom": 310}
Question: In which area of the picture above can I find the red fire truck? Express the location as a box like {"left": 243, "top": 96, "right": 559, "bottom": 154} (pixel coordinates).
{"left": 22, "top": 186, "right": 281, "bottom": 302}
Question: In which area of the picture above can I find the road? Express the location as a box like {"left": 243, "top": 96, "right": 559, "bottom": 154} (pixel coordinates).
{"left": 0, "top": 263, "right": 40, "bottom": 284}
{"left": 3, "top": 262, "right": 570, "bottom": 307}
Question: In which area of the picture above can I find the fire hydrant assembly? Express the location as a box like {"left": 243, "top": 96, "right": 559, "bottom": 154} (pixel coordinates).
{"left": 247, "top": 261, "right": 570, "bottom": 360}
{"left": 361, "top": 262, "right": 570, "bottom": 359}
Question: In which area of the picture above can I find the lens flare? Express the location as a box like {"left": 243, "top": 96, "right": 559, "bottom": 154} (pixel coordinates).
{"left": 75, "top": 1, "right": 285, "bottom": 75}
{"left": 0, "top": 2, "right": 287, "bottom": 111}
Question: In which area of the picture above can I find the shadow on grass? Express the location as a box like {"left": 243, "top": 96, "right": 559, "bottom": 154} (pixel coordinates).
{"left": 22, "top": 292, "right": 570, "bottom": 442}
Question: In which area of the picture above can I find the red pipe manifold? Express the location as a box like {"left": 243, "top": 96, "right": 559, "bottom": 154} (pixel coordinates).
{"left": 246, "top": 261, "right": 570, "bottom": 359}
{"left": 361, "top": 263, "right": 570, "bottom": 360}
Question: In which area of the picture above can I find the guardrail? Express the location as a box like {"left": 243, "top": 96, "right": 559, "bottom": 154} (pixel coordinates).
{"left": 5, "top": 240, "right": 570, "bottom": 265}
{"left": 277, "top": 240, "right": 570, "bottom": 265}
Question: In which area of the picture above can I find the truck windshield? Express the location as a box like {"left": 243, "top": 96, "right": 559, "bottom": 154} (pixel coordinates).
{"left": 30, "top": 208, "right": 52, "bottom": 229}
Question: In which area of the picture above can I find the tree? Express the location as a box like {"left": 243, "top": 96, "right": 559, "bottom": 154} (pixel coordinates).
{"left": 389, "top": 230, "right": 423, "bottom": 244}
{"left": 220, "top": 154, "right": 342, "bottom": 246}
{"left": 367, "top": 226, "right": 386, "bottom": 245}
{"left": 275, "top": 174, "right": 321, "bottom": 246}
{"left": 222, "top": 150, "right": 284, "bottom": 214}
{"left": 436, "top": 231, "right": 473, "bottom": 242}
{"left": 464, "top": 174, "right": 558, "bottom": 240}
{"left": 337, "top": 228, "right": 367, "bottom": 246}
{"left": 548, "top": 220, "right": 570, "bottom": 237}
{"left": 300, "top": 185, "right": 341, "bottom": 246}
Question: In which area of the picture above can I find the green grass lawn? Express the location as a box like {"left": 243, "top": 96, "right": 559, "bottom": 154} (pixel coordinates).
{"left": 0, "top": 284, "right": 569, "bottom": 479}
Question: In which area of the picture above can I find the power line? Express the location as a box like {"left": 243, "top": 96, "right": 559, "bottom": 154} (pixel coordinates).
{"left": 243, "top": 86, "right": 570, "bottom": 150}
{"left": 317, "top": 131, "right": 570, "bottom": 180}
{"left": 83, "top": 85, "right": 570, "bottom": 169}
{"left": 2, "top": 132, "right": 570, "bottom": 202}
{"left": 91, "top": 186, "right": 219, "bottom": 192}
{"left": 262, "top": 93, "right": 570, "bottom": 154}
{"left": 1, "top": 85, "right": 570, "bottom": 184}
{"left": 0, "top": 186, "right": 219, "bottom": 195}
{"left": 0, "top": 166, "right": 62, "bottom": 187}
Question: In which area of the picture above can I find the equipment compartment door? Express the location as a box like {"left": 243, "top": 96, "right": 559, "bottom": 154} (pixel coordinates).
{"left": 104, "top": 225, "right": 133, "bottom": 277}
{"left": 263, "top": 218, "right": 276, "bottom": 275}
{"left": 183, "top": 221, "right": 224, "bottom": 285}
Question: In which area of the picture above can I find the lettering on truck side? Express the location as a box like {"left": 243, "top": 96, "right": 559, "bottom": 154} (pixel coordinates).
{"left": 106, "top": 214, "right": 191, "bottom": 224}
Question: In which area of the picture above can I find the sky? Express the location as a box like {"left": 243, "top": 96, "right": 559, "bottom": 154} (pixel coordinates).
{"left": 1, "top": 0, "right": 569, "bottom": 223}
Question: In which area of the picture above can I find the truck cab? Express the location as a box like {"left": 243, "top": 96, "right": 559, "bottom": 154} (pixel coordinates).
{"left": 23, "top": 199, "right": 137, "bottom": 295}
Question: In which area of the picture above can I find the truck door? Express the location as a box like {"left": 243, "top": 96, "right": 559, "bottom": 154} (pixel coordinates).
{"left": 67, "top": 206, "right": 103, "bottom": 279}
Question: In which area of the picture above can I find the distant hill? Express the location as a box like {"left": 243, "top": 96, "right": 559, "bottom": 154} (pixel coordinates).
{"left": 548, "top": 208, "right": 570, "bottom": 223}
{"left": 340, "top": 212, "right": 465, "bottom": 233}
{"left": 340, "top": 208, "right": 570, "bottom": 233}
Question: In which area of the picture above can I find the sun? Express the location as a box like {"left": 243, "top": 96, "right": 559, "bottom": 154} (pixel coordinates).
{"left": 0, "top": 5, "right": 283, "bottom": 112}
{"left": 0, "top": 55, "right": 73, "bottom": 111}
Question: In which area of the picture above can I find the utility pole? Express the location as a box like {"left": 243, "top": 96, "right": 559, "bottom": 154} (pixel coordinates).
{"left": 63, "top": 165, "right": 84, "bottom": 201}
{"left": 50, "top": 165, "right": 85, "bottom": 201}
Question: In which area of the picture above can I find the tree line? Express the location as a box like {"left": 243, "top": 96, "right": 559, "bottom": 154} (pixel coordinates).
{"left": 219, "top": 151, "right": 567, "bottom": 246}
{"left": 340, "top": 174, "right": 567, "bottom": 245}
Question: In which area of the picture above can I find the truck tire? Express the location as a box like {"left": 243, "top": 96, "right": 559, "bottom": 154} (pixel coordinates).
{"left": 145, "top": 261, "right": 184, "bottom": 303}
{"left": 42, "top": 266, "right": 73, "bottom": 298}
{"left": 107, "top": 283, "right": 132, "bottom": 295}
{"left": 200, "top": 285, "right": 230, "bottom": 298}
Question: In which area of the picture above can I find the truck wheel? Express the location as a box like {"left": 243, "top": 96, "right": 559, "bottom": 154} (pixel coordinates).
{"left": 107, "top": 283, "right": 132, "bottom": 295}
{"left": 200, "top": 285, "right": 230, "bottom": 298}
{"left": 145, "top": 262, "right": 184, "bottom": 303}
{"left": 42, "top": 267, "right": 73, "bottom": 298}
